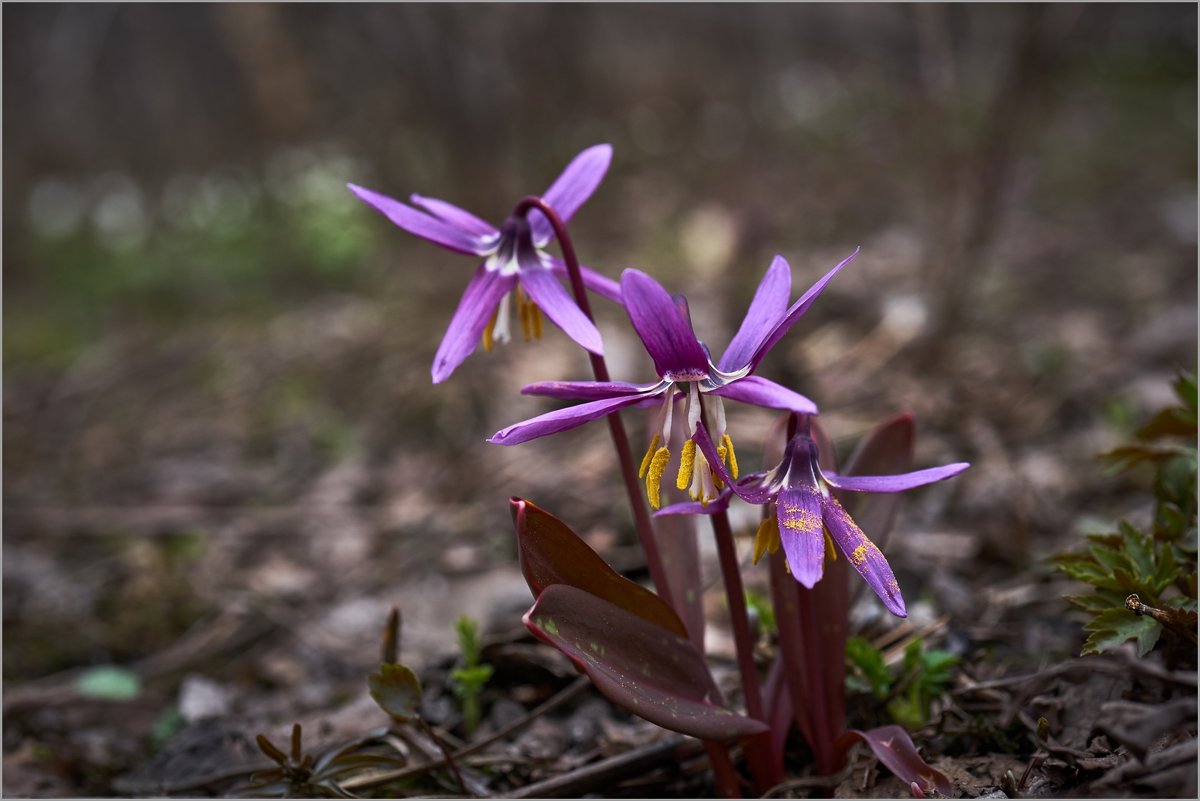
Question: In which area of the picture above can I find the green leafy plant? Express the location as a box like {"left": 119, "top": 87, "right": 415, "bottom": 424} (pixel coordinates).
{"left": 449, "top": 615, "right": 494, "bottom": 735}
{"left": 846, "top": 637, "right": 960, "bottom": 731}
{"left": 1057, "top": 373, "right": 1198, "bottom": 660}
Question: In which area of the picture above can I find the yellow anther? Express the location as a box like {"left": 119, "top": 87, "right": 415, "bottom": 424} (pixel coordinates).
{"left": 753, "top": 517, "right": 781, "bottom": 565}
{"left": 532, "top": 302, "right": 543, "bottom": 339}
{"left": 482, "top": 306, "right": 498, "bottom": 352}
{"left": 644, "top": 447, "right": 671, "bottom": 510}
{"left": 825, "top": 530, "right": 837, "bottom": 562}
{"left": 722, "top": 434, "right": 739, "bottom": 479}
{"left": 676, "top": 439, "right": 697, "bottom": 491}
{"left": 519, "top": 290, "right": 532, "bottom": 342}
{"left": 639, "top": 435, "right": 662, "bottom": 479}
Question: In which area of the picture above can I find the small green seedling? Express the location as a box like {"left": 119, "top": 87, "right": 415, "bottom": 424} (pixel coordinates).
{"left": 450, "top": 615, "right": 493, "bottom": 734}
{"left": 846, "top": 637, "right": 959, "bottom": 731}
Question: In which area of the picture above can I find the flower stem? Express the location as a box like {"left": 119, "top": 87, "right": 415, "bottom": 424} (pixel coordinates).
{"left": 511, "top": 196, "right": 674, "bottom": 608}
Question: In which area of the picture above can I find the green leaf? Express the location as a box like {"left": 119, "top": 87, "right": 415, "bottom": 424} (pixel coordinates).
{"left": 1065, "top": 590, "right": 1127, "bottom": 614}
{"left": 1058, "top": 560, "right": 1122, "bottom": 590}
{"left": 846, "top": 636, "right": 891, "bottom": 698}
{"left": 450, "top": 665, "right": 493, "bottom": 695}
{"left": 1082, "top": 610, "right": 1162, "bottom": 656}
{"left": 1089, "top": 544, "right": 1131, "bottom": 576}
{"left": 525, "top": 584, "right": 766, "bottom": 740}
{"left": 368, "top": 662, "right": 423, "bottom": 722}
{"left": 1121, "top": 524, "right": 1154, "bottom": 577}
{"left": 76, "top": 666, "right": 141, "bottom": 700}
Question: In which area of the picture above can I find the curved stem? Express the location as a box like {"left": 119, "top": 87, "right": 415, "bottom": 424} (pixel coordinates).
{"left": 511, "top": 195, "right": 674, "bottom": 609}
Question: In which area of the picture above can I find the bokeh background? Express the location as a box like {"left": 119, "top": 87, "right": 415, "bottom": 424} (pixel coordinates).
{"left": 3, "top": 3, "right": 1196, "bottom": 794}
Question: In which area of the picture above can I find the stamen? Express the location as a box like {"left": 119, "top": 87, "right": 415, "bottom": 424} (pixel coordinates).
{"left": 676, "top": 439, "right": 697, "bottom": 490}
{"left": 518, "top": 288, "right": 532, "bottom": 342}
{"left": 482, "top": 306, "right": 498, "bottom": 353}
{"left": 532, "top": 302, "right": 543, "bottom": 339}
{"left": 645, "top": 447, "right": 671, "bottom": 510}
{"left": 686, "top": 382, "right": 702, "bottom": 434}
{"left": 753, "top": 517, "right": 780, "bottom": 565}
{"left": 492, "top": 292, "right": 513, "bottom": 344}
{"left": 722, "top": 434, "right": 739, "bottom": 479}
{"left": 825, "top": 530, "right": 838, "bottom": 562}
{"left": 639, "top": 434, "right": 662, "bottom": 479}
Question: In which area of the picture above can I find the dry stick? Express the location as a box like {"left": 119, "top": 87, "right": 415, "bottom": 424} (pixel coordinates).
{"left": 416, "top": 717, "right": 469, "bottom": 796}
{"left": 507, "top": 735, "right": 704, "bottom": 799}
{"left": 511, "top": 196, "right": 741, "bottom": 799}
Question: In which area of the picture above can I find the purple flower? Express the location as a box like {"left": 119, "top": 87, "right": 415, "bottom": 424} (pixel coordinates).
{"left": 348, "top": 145, "right": 621, "bottom": 383}
{"left": 488, "top": 251, "right": 859, "bottom": 508}
{"left": 660, "top": 418, "right": 969, "bottom": 617}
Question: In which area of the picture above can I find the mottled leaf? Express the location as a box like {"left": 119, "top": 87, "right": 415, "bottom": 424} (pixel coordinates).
{"left": 835, "top": 725, "right": 954, "bottom": 796}
{"left": 368, "top": 662, "right": 423, "bottom": 722}
{"left": 511, "top": 497, "right": 688, "bottom": 637}
{"left": 525, "top": 584, "right": 766, "bottom": 740}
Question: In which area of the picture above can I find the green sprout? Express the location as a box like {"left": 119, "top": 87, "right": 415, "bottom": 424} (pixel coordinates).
{"left": 449, "top": 615, "right": 493, "bottom": 734}
{"left": 846, "top": 637, "right": 959, "bottom": 731}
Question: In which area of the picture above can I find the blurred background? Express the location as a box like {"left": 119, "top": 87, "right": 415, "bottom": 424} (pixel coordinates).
{"left": 3, "top": 3, "right": 1196, "bottom": 793}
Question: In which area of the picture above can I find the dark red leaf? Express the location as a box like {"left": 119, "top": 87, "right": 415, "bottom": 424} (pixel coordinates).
{"left": 510, "top": 497, "right": 688, "bottom": 637}
{"left": 525, "top": 584, "right": 767, "bottom": 740}
{"left": 835, "top": 725, "right": 954, "bottom": 797}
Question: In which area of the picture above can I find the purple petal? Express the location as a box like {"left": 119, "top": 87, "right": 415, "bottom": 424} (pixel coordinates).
{"left": 692, "top": 425, "right": 778, "bottom": 504}
{"left": 824, "top": 462, "right": 970, "bottom": 493}
{"left": 718, "top": 255, "right": 792, "bottom": 372}
{"left": 656, "top": 489, "right": 733, "bottom": 517}
{"left": 823, "top": 495, "right": 906, "bottom": 617}
{"left": 348, "top": 184, "right": 488, "bottom": 255}
{"left": 409, "top": 194, "right": 498, "bottom": 238}
{"left": 523, "top": 380, "right": 657, "bottom": 400}
{"left": 489, "top": 394, "right": 645, "bottom": 446}
{"left": 431, "top": 266, "right": 516, "bottom": 383}
{"left": 519, "top": 267, "right": 604, "bottom": 355}
{"left": 621, "top": 270, "right": 709, "bottom": 378}
{"left": 710, "top": 376, "right": 819, "bottom": 415}
{"left": 546, "top": 257, "right": 623, "bottom": 303}
{"left": 749, "top": 248, "right": 859, "bottom": 370}
{"left": 777, "top": 486, "right": 826, "bottom": 588}
{"left": 529, "top": 144, "right": 613, "bottom": 245}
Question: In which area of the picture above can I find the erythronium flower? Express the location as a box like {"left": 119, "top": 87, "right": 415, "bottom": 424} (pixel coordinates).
{"left": 348, "top": 144, "right": 621, "bottom": 383}
{"left": 489, "top": 251, "right": 859, "bottom": 509}
{"left": 659, "top": 417, "right": 969, "bottom": 617}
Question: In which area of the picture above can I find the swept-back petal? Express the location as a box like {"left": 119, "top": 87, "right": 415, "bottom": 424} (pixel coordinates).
{"left": 489, "top": 394, "right": 646, "bottom": 446}
{"left": 710, "top": 375, "right": 819, "bottom": 415}
{"left": 519, "top": 267, "right": 604, "bottom": 355}
{"left": 824, "top": 462, "right": 970, "bottom": 493}
{"left": 656, "top": 488, "right": 733, "bottom": 517}
{"left": 546, "top": 257, "right": 623, "bottom": 303}
{"left": 529, "top": 144, "right": 613, "bottom": 245}
{"left": 410, "top": 193, "right": 498, "bottom": 238}
{"left": 823, "top": 495, "right": 906, "bottom": 617}
{"left": 692, "top": 425, "right": 778, "bottom": 504}
{"left": 523, "top": 380, "right": 659, "bottom": 400}
{"left": 621, "top": 269, "right": 709, "bottom": 377}
{"left": 348, "top": 184, "right": 487, "bottom": 255}
{"left": 749, "top": 248, "right": 859, "bottom": 370}
{"left": 718, "top": 255, "right": 792, "bottom": 372}
{"left": 431, "top": 266, "right": 516, "bottom": 383}
{"left": 777, "top": 486, "right": 826, "bottom": 588}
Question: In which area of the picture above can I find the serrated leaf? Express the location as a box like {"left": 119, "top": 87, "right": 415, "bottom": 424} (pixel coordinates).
{"left": 76, "top": 666, "right": 141, "bottom": 700}
{"left": 1082, "top": 610, "right": 1162, "bottom": 656}
{"left": 1089, "top": 544, "right": 1131, "bottom": 576}
{"left": 834, "top": 725, "right": 954, "bottom": 796}
{"left": 1135, "top": 406, "right": 1197, "bottom": 441}
{"left": 510, "top": 498, "right": 688, "bottom": 638}
{"left": 368, "top": 662, "right": 422, "bottom": 722}
{"left": 525, "top": 584, "right": 766, "bottom": 740}
{"left": 1122, "top": 525, "right": 1154, "bottom": 577}
{"left": 1065, "top": 591, "right": 1127, "bottom": 614}
{"left": 1058, "top": 560, "right": 1122, "bottom": 590}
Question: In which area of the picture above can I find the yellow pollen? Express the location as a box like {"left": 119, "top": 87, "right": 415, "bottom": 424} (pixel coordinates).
{"left": 753, "top": 517, "right": 781, "bottom": 565}
{"left": 676, "top": 439, "right": 697, "bottom": 491}
{"left": 639, "top": 434, "right": 662, "bottom": 478}
{"left": 850, "top": 543, "right": 871, "bottom": 566}
{"left": 482, "top": 306, "right": 498, "bottom": 352}
{"left": 782, "top": 509, "right": 822, "bottom": 534}
{"left": 825, "top": 530, "right": 838, "bottom": 562}
{"left": 722, "top": 434, "right": 739, "bottom": 479}
{"left": 645, "top": 447, "right": 671, "bottom": 509}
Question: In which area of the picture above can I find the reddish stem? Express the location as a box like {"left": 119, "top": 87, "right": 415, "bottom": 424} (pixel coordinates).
{"left": 511, "top": 196, "right": 741, "bottom": 798}
{"left": 511, "top": 196, "right": 674, "bottom": 607}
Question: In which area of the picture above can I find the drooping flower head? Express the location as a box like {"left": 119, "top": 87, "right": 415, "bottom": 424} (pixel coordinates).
{"left": 489, "top": 251, "right": 859, "bottom": 509}
{"left": 661, "top": 417, "right": 970, "bottom": 617}
{"left": 348, "top": 145, "right": 621, "bottom": 383}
